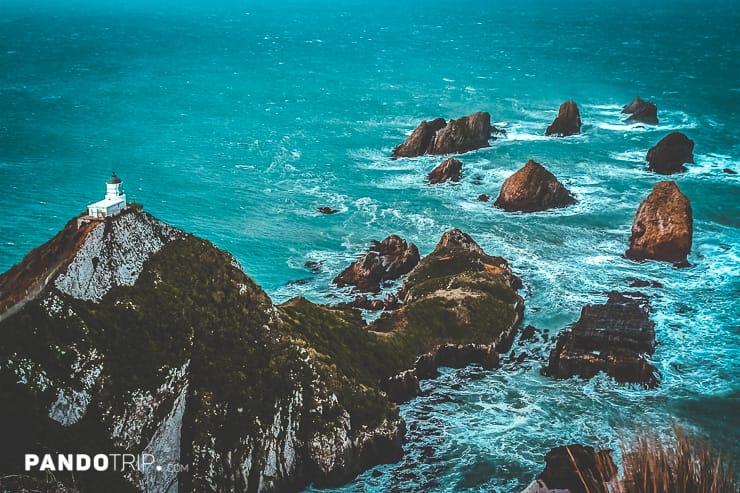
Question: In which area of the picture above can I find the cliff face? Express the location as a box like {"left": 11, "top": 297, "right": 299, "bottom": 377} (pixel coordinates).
{"left": 0, "top": 210, "right": 521, "bottom": 492}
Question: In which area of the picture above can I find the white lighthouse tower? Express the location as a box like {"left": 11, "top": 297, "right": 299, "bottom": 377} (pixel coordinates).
{"left": 87, "top": 172, "right": 127, "bottom": 218}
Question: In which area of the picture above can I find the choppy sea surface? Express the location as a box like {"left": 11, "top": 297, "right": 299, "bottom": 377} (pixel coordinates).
{"left": 1, "top": 0, "right": 738, "bottom": 491}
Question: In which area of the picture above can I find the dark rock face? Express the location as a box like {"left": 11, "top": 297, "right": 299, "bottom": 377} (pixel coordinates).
{"left": 519, "top": 325, "right": 537, "bottom": 342}
{"left": 545, "top": 101, "right": 581, "bottom": 137}
{"left": 383, "top": 343, "right": 500, "bottom": 403}
{"left": 429, "top": 112, "right": 493, "bottom": 155}
{"left": 392, "top": 112, "right": 501, "bottom": 159}
{"left": 536, "top": 445, "right": 617, "bottom": 493}
{"left": 626, "top": 181, "right": 693, "bottom": 263}
{"left": 544, "top": 292, "right": 659, "bottom": 387}
{"left": 334, "top": 235, "right": 420, "bottom": 292}
{"left": 334, "top": 293, "right": 399, "bottom": 311}
{"left": 427, "top": 158, "right": 463, "bottom": 184}
{"left": 646, "top": 132, "right": 695, "bottom": 174}
{"left": 391, "top": 118, "right": 446, "bottom": 159}
{"left": 384, "top": 370, "right": 420, "bottom": 403}
{"left": 494, "top": 160, "right": 576, "bottom": 212}
{"left": 622, "top": 96, "right": 659, "bottom": 124}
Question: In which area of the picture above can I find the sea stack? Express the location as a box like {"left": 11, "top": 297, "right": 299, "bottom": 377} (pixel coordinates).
{"left": 428, "top": 112, "right": 493, "bottom": 155}
{"left": 646, "top": 132, "right": 695, "bottom": 174}
{"left": 494, "top": 160, "right": 575, "bottom": 212}
{"left": 427, "top": 158, "right": 463, "bottom": 184}
{"left": 545, "top": 101, "right": 581, "bottom": 137}
{"left": 622, "top": 96, "right": 659, "bottom": 124}
{"left": 392, "top": 112, "right": 501, "bottom": 158}
{"left": 626, "top": 181, "right": 693, "bottom": 264}
{"left": 333, "top": 235, "right": 420, "bottom": 292}
{"left": 543, "top": 292, "right": 659, "bottom": 387}
{"left": 391, "top": 118, "right": 447, "bottom": 159}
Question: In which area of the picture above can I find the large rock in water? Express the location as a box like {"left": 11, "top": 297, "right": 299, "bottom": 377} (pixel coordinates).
{"left": 494, "top": 160, "right": 575, "bottom": 212}
{"left": 391, "top": 118, "right": 446, "bottom": 159}
{"left": 522, "top": 445, "right": 616, "bottom": 493}
{"left": 622, "top": 96, "right": 658, "bottom": 124}
{"left": 428, "top": 157, "right": 463, "bottom": 184}
{"left": 626, "top": 181, "right": 693, "bottom": 263}
{"left": 392, "top": 112, "right": 501, "bottom": 158}
{"left": 428, "top": 112, "right": 493, "bottom": 155}
{"left": 646, "top": 132, "right": 695, "bottom": 174}
{"left": 545, "top": 101, "right": 581, "bottom": 137}
{"left": 334, "top": 235, "right": 420, "bottom": 292}
{"left": 543, "top": 292, "right": 658, "bottom": 387}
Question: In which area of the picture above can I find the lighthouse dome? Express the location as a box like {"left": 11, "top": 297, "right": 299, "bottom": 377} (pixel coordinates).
{"left": 107, "top": 172, "right": 122, "bottom": 185}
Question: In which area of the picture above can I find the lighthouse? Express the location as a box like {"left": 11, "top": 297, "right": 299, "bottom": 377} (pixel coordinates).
{"left": 87, "top": 172, "right": 128, "bottom": 218}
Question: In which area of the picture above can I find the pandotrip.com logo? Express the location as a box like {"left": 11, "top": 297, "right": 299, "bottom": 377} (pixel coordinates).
{"left": 25, "top": 453, "right": 189, "bottom": 473}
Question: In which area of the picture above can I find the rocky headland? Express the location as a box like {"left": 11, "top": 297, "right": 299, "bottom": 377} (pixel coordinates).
{"left": 0, "top": 209, "right": 524, "bottom": 492}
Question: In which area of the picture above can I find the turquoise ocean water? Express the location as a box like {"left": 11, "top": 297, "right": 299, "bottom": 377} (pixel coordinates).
{"left": 1, "top": 0, "right": 738, "bottom": 491}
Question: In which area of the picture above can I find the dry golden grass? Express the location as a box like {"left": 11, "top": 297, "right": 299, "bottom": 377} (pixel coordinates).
{"left": 570, "top": 426, "right": 737, "bottom": 493}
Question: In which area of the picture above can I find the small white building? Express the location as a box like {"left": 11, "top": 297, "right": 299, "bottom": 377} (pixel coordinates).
{"left": 87, "top": 172, "right": 127, "bottom": 218}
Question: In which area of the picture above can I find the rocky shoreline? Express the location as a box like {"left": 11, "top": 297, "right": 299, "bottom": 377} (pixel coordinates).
{"left": 0, "top": 96, "right": 713, "bottom": 492}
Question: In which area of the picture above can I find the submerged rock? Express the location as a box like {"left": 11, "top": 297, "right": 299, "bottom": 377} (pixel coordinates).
{"left": 622, "top": 96, "right": 659, "bottom": 124}
{"left": 334, "top": 235, "right": 420, "bottom": 292}
{"left": 646, "top": 132, "right": 695, "bottom": 174}
{"left": 543, "top": 292, "right": 658, "bottom": 387}
{"left": 391, "top": 118, "right": 447, "bottom": 159}
{"left": 626, "top": 181, "right": 693, "bottom": 264}
{"left": 476, "top": 194, "right": 490, "bottom": 202}
{"left": 427, "top": 158, "right": 463, "bottom": 184}
{"left": 545, "top": 101, "right": 581, "bottom": 137}
{"left": 494, "top": 160, "right": 576, "bottom": 212}
{"left": 526, "top": 444, "right": 616, "bottom": 493}
{"left": 392, "top": 112, "right": 502, "bottom": 158}
{"left": 318, "top": 206, "right": 339, "bottom": 214}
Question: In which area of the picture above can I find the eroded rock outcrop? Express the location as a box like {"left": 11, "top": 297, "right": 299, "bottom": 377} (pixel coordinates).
{"left": 427, "top": 158, "right": 463, "bottom": 184}
{"left": 392, "top": 112, "right": 503, "bottom": 158}
{"left": 370, "top": 229, "right": 523, "bottom": 400}
{"left": 391, "top": 118, "right": 447, "bottom": 159}
{"left": 622, "top": 96, "right": 658, "bottom": 124}
{"left": 429, "top": 112, "right": 494, "bottom": 155}
{"left": 626, "top": 181, "right": 693, "bottom": 263}
{"left": 545, "top": 101, "right": 581, "bottom": 137}
{"left": 494, "top": 160, "right": 575, "bottom": 212}
{"left": 646, "top": 132, "right": 695, "bottom": 174}
{"left": 334, "top": 235, "right": 420, "bottom": 292}
{"left": 543, "top": 292, "right": 658, "bottom": 387}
